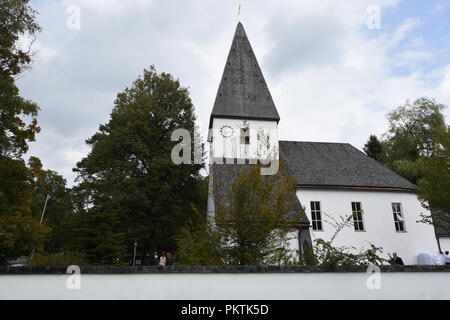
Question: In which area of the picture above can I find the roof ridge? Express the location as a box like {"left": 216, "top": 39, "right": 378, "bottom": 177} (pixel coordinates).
{"left": 280, "top": 140, "right": 351, "bottom": 145}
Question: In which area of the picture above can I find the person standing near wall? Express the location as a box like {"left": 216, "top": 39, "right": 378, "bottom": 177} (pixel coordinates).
{"left": 159, "top": 252, "right": 166, "bottom": 267}
{"left": 390, "top": 252, "right": 404, "bottom": 265}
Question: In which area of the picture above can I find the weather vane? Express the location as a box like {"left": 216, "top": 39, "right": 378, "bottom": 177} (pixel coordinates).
{"left": 237, "top": 3, "right": 241, "bottom": 21}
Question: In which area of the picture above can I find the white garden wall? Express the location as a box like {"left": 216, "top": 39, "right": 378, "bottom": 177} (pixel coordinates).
{"left": 297, "top": 189, "right": 438, "bottom": 265}
{"left": 1, "top": 271, "right": 449, "bottom": 300}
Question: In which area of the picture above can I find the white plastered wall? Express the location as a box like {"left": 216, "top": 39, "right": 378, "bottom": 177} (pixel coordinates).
{"left": 210, "top": 118, "right": 278, "bottom": 160}
{"left": 297, "top": 189, "right": 438, "bottom": 265}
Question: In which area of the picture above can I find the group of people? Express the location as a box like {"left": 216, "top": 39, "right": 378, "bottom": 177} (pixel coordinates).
{"left": 395, "top": 250, "right": 450, "bottom": 266}
{"left": 154, "top": 251, "right": 176, "bottom": 267}
{"left": 150, "top": 251, "right": 450, "bottom": 266}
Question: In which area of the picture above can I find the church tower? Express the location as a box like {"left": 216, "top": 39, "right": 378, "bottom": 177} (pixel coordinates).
{"left": 208, "top": 22, "right": 280, "bottom": 163}
{"left": 207, "top": 22, "right": 284, "bottom": 222}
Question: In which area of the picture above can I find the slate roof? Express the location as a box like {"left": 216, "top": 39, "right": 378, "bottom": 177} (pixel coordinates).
{"left": 431, "top": 209, "right": 450, "bottom": 237}
{"left": 211, "top": 163, "right": 309, "bottom": 225}
{"left": 209, "top": 22, "right": 280, "bottom": 127}
{"left": 279, "top": 141, "right": 417, "bottom": 191}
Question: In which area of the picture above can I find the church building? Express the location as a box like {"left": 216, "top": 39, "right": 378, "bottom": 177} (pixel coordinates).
{"left": 206, "top": 22, "right": 438, "bottom": 265}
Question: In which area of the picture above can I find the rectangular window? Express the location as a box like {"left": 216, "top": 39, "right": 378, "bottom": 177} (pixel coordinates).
{"left": 351, "top": 202, "right": 365, "bottom": 231}
{"left": 392, "top": 203, "right": 406, "bottom": 232}
{"left": 310, "top": 201, "right": 323, "bottom": 231}
{"left": 240, "top": 128, "right": 250, "bottom": 145}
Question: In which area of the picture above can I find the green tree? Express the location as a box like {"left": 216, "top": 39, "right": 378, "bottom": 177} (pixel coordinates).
{"left": 69, "top": 208, "right": 126, "bottom": 265}
{"left": 382, "top": 97, "right": 446, "bottom": 184}
{"left": 73, "top": 66, "right": 204, "bottom": 264}
{"left": 365, "top": 97, "right": 449, "bottom": 232}
{"left": 417, "top": 126, "right": 450, "bottom": 227}
{"left": 0, "top": 0, "right": 48, "bottom": 264}
{"left": 0, "top": 0, "right": 41, "bottom": 158}
{"left": 177, "top": 163, "right": 304, "bottom": 266}
{"left": 0, "top": 0, "right": 41, "bottom": 80}
{"left": 363, "top": 135, "right": 385, "bottom": 162}
{"left": 176, "top": 210, "right": 224, "bottom": 266}
{"left": 27, "top": 157, "right": 75, "bottom": 253}
{"left": 0, "top": 79, "right": 40, "bottom": 158}
{"left": 0, "top": 157, "right": 49, "bottom": 264}
{"left": 386, "top": 98, "right": 446, "bottom": 157}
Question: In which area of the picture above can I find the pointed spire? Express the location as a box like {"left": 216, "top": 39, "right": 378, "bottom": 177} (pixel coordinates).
{"left": 210, "top": 23, "right": 280, "bottom": 126}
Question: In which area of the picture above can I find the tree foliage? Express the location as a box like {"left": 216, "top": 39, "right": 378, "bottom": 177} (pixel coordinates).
{"left": 364, "top": 97, "right": 449, "bottom": 227}
{"left": 27, "top": 252, "right": 86, "bottom": 267}
{"left": 28, "top": 157, "right": 75, "bottom": 253}
{"left": 0, "top": 0, "right": 41, "bottom": 79}
{"left": 73, "top": 66, "right": 205, "bottom": 264}
{"left": 312, "top": 213, "right": 386, "bottom": 266}
{"left": 0, "top": 3, "right": 209, "bottom": 266}
{"left": 383, "top": 97, "right": 447, "bottom": 184}
{"left": 417, "top": 126, "right": 450, "bottom": 227}
{"left": 0, "top": 79, "right": 40, "bottom": 158}
{"left": 177, "top": 164, "right": 304, "bottom": 266}
{"left": 0, "top": 0, "right": 41, "bottom": 158}
{"left": 0, "top": 0, "right": 49, "bottom": 264}
{"left": 363, "top": 135, "right": 384, "bottom": 162}
{"left": 313, "top": 239, "right": 386, "bottom": 267}
{"left": 385, "top": 98, "right": 446, "bottom": 159}
{"left": 175, "top": 213, "right": 224, "bottom": 266}
{"left": 0, "top": 157, "right": 49, "bottom": 264}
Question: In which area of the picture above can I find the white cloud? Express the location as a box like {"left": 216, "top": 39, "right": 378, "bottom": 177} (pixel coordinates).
{"left": 389, "top": 18, "right": 420, "bottom": 47}
{"left": 18, "top": 0, "right": 450, "bottom": 185}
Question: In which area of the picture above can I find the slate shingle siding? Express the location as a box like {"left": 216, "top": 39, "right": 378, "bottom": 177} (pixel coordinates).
{"left": 210, "top": 23, "right": 280, "bottom": 126}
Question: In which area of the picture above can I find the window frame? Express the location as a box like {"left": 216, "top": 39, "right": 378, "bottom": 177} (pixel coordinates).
{"left": 351, "top": 202, "right": 365, "bottom": 232}
{"left": 392, "top": 202, "right": 407, "bottom": 233}
{"left": 240, "top": 128, "right": 250, "bottom": 145}
{"left": 310, "top": 201, "right": 323, "bottom": 231}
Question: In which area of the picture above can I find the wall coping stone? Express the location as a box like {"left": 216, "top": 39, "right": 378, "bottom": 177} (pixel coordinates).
{"left": 0, "top": 265, "right": 449, "bottom": 274}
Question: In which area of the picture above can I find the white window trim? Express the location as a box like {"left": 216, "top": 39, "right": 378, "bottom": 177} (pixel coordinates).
{"left": 392, "top": 202, "right": 407, "bottom": 233}
{"left": 310, "top": 201, "right": 324, "bottom": 232}
{"left": 351, "top": 202, "right": 365, "bottom": 232}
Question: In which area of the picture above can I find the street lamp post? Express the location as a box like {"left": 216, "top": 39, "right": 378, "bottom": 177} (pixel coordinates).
{"left": 30, "top": 194, "right": 50, "bottom": 260}
{"left": 132, "top": 238, "right": 138, "bottom": 267}
{"left": 40, "top": 194, "right": 50, "bottom": 224}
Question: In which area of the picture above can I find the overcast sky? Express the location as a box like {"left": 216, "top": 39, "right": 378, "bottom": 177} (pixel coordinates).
{"left": 18, "top": 0, "right": 450, "bottom": 186}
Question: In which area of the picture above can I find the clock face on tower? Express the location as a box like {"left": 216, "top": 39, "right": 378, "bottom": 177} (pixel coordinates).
{"left": 220, "top": 125, "right": 234, "bottom": 138}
